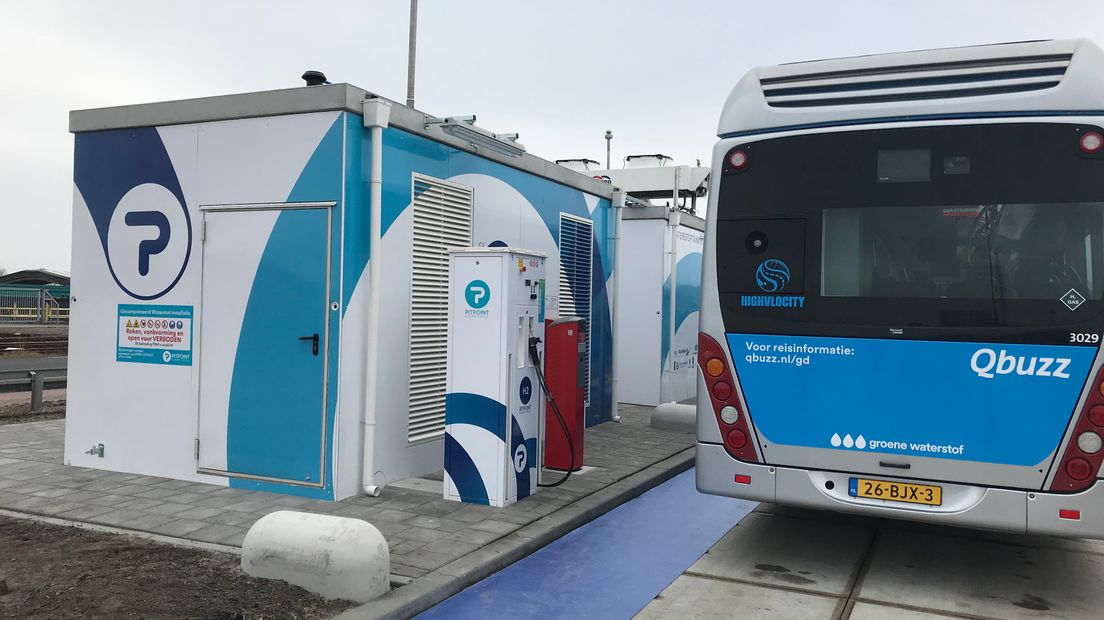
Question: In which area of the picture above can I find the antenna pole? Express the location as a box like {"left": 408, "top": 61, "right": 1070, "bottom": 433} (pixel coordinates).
{"left": 605, "top": 130, "right": 613, "bottom": 169}
{"left": 406, "top": 0, "right": 418, "bottom": 108}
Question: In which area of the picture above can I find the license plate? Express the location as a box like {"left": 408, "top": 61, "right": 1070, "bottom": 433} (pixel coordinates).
{"left": 848, "top": 477, "right": 942, "bottom": 506}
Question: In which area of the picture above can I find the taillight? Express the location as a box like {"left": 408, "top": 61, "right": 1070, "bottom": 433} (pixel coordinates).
{"left": 699, "top": 332, "right": 758, "bottom": 462}
{"left": 1080, "top": 131, "right": 1104, "bottom": 154}
{"left": 1050, "top": 364, "right": 1104, "bottom": 492}
{"left": 728, "top": 149, "right": 749, "bottom": 170}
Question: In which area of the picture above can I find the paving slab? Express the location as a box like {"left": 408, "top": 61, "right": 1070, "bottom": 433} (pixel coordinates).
{"left": 0, "top": 405, "right": 695, "bottom": 618}
{"left": 848, "top": 602, "right": 962, "bottom": 620}
{"left": 858, "top": 525, "right": 1104, "bottom": 619}
{"left": 685, "top": 509, "right": 877, "bottom": 596}
{"left": 635, "top": 574, "right": 840, "bottom": 619}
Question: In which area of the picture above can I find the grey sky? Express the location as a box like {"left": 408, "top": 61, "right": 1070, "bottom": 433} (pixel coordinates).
{"left": 2, "top": 0, "right": 1102, "bottom": 272}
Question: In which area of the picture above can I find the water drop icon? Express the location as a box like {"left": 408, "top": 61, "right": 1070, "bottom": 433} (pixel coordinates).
{"left": 855, "top": 435, "right": 867, "bottom": 449}
{"left": 843, "top": 434, "right": 854, "bottom": 448}
{"left": 830, "top": 433, "right": 842, "bottom": 447}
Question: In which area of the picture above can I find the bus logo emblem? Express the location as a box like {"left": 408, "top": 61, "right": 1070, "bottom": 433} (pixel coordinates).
{"left": 755, "top": 259, "right": 790, "bottom": 293}
{"left": 1062, "top": 288, "right": 1086, "bottom": 311}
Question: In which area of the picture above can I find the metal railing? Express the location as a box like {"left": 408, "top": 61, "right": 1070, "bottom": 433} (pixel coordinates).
{"left": 0, "top": 287, "right": 68, "bottom": 324}
{"left": 0, "top": 357, "right": 67, "bottom": 412}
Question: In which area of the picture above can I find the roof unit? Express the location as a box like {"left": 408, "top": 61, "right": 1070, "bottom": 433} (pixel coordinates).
{"left": 624, "top": 154, "right": 673, "bottom": 168}
{"left": 554, "top": 158, "right": 603, "bottom": 172}
{"left": 761, "top": 53, "right": 1071, "bottom": 108}
{"left": 719, "top": 39, "right": 1104, "bottom": 137}
{"left": 588, "top": 162, "right": 710, "bottom": 211}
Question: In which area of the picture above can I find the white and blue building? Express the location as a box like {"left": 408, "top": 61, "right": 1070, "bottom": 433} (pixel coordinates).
{"left": 66, "top": 82, "right": 619, "bottom": 500}
{"left": 615, "top": 206, "right": 704, "bottom": 406}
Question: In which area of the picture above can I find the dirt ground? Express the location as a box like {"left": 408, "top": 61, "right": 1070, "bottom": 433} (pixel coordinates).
{"left": 0, "top": 399, "right": 65, "bottom": 426}
{"left": 0, "top": 516, "right": 357, "bottom": 619}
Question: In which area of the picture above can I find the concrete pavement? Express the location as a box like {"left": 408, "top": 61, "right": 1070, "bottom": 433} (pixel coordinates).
{"left": 637, "top": 503, "right": 1104, "bottom": 619}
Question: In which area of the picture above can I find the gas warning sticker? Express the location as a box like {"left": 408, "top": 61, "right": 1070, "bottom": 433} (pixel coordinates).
{"left": 116, "top": 304, "right": 193, "bottom": 366}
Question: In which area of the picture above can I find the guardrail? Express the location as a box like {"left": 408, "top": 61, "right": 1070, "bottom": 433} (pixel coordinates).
{"left": 0, "top": 358, "right": 67, "bottom": 411}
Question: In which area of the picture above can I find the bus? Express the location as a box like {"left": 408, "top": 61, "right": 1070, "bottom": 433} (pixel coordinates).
{"left": 696, "top": 39, "right": 1104, "bottom": 537}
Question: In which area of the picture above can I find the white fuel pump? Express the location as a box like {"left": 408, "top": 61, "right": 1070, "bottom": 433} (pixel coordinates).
{"left": 443, "top": 248, "right": 546, "bottom": 507}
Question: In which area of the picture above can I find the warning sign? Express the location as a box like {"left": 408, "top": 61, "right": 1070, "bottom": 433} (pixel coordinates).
{"left": 116, "top": 304, "right": 193, "bottom": 366}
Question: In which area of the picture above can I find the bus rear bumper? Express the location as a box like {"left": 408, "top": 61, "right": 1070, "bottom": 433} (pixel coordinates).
{"left": 697, "top": 442, "right": 1104, "bottom": 539}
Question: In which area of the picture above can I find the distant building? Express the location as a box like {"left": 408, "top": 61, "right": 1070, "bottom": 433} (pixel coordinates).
{"left": 0, "top": 269, "right": 71, "bottom": 323}
{"left": 0, "top": 268, "right": 71, "bottom": 287}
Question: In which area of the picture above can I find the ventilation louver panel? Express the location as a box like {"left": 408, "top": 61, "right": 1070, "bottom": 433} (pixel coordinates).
{"left": 408, "top": 174, "right": 474, "bottom": 444}
{"left": 558, "top": 214, "right": 594, "bottom": 407}
{"left": 762, "top": 53, "right": 1071, "bottom": 108}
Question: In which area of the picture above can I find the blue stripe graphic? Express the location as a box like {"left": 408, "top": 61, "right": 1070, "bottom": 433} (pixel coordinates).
{"left": 720, "top": 109, "right": 1104, "bottom": 139}
{"left": 444, "top": 433, "right": 490, "bottom": 505}
{"left": 445, "top": 393, "right": 506, "bottom": 441}
{"left": 661, "top": 251, "right": 702, "bottom": 368}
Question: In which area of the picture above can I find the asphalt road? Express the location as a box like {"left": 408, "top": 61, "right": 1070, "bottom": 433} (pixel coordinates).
{"left": 0, "top": 357, "right": 67, "bottom": 373}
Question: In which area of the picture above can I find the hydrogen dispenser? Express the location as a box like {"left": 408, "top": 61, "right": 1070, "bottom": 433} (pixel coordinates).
{"left": 444, "top": 248, "right": 546, "bottom": 507}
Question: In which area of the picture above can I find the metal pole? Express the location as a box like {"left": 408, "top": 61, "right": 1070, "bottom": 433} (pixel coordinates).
{"left": 605, "top": 130, "right": 612, "bottom": 169}
{"left": 406, "top": 0, "right": 418, "bottom": 108}
{"left": 30, "top": 371, "right": 42, "bottom": 411}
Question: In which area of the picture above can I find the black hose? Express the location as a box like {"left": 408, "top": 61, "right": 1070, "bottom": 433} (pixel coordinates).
{"left": 529, "top": 337, "right": 575, "bottom": 488}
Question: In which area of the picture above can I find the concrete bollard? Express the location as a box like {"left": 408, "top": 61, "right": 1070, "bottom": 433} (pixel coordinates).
{"left": 241, "top": 511, "right": 390, "bottom": 603}
{"left": 651, "top": 402, "right": 696, "bottom": 433}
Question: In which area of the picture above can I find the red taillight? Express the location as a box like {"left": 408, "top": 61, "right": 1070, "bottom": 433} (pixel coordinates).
{"left": 734, "top": 474, "right": 752, "bottom": 485}
{"left": 1067, "top": 458, "right": 1092, "bottom": 481}
{"left": 1059, "top": 509, "right": 1081, "bottom": 520}
{"left": 1051, "top": 365, "right": 1104, "bottom": 492}
{"left": 728, "top": 149, "right": 749, "bottom": 170}
{"left": 1080, "top": 131, "right": 1104, "bottom": 154}
{"left": 1089, "top": 405, "right": 1104, "bottom": 427}
{"left": 699, "top": 332, "right": 758, "bottom": 462}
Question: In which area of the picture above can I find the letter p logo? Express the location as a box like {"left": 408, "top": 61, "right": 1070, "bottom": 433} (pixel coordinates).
{"left": 106, "top": 183, "right": 191, "bottom": 300}
{"left": 124, "top": 210, "right": 171, "bottom": 276}
{"left": 465, "top": 279, "right": 490, "bottom": 309}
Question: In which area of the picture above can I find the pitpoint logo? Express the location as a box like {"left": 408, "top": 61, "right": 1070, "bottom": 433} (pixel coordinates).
{"left": 755, "top": 259, "right": 790, "bottom": 293}
{"left": 465, "top": 280, "right": 490, "bottom": 309}
{"left": 106, "top": 183, "right": 191, "bottom": 300}
{"left": 513, "top": 444, "right": 528, "bottom": 473}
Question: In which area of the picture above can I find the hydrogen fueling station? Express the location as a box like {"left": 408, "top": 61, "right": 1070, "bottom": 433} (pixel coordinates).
{"left": 10, "top": 3, "right": 1104, "bottom": 618}
{"left": 64, "top": 79, "right": 620, "bottom": 503}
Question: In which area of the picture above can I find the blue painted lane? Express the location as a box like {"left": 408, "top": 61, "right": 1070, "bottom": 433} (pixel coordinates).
{"left": 417, "top": 468, "right": 757, "bottom": 620}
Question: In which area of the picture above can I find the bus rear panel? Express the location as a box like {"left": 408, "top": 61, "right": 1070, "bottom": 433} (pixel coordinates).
{"left": 698, "top": 39, "right": 1104, "bottom": 538}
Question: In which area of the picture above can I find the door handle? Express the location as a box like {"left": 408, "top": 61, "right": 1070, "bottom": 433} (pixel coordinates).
{"left": 299, "top": 333, "right": 319, "bottom": 356}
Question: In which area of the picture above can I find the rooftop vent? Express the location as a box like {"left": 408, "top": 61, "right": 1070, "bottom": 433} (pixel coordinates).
{"left": 761, "top": 53, "right": 1072, "bottom": 108}
{"left": 302, "top": 70, "right": 329, "bottom": 87}
{"left": 625, "top": 154, "right": 672, "bottom": 168}
{"left": 555, "top": 158, "right": 602, "bottom": 172}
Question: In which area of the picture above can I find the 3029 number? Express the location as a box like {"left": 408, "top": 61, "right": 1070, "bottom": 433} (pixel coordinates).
{"left": 1070, "top": 333, "right": 1101, "bottom": 344}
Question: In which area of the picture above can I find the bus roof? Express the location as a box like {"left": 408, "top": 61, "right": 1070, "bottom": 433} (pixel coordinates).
{"left": 719, "top": 39, "right": 1104, "bottom": 138}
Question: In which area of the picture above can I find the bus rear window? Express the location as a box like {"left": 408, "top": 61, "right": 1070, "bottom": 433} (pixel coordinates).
{"left": 822, "top": 203, "right": 1104, "bottom": 301}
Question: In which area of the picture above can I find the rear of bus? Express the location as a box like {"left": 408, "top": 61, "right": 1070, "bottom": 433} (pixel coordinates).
{"left": 697, "top": 39, "right": 1104, "bottom": 537}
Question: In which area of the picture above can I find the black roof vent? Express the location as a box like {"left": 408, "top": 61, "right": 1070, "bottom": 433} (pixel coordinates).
{"left": 302, "top": 70, "right": 328, "bottom": 87}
